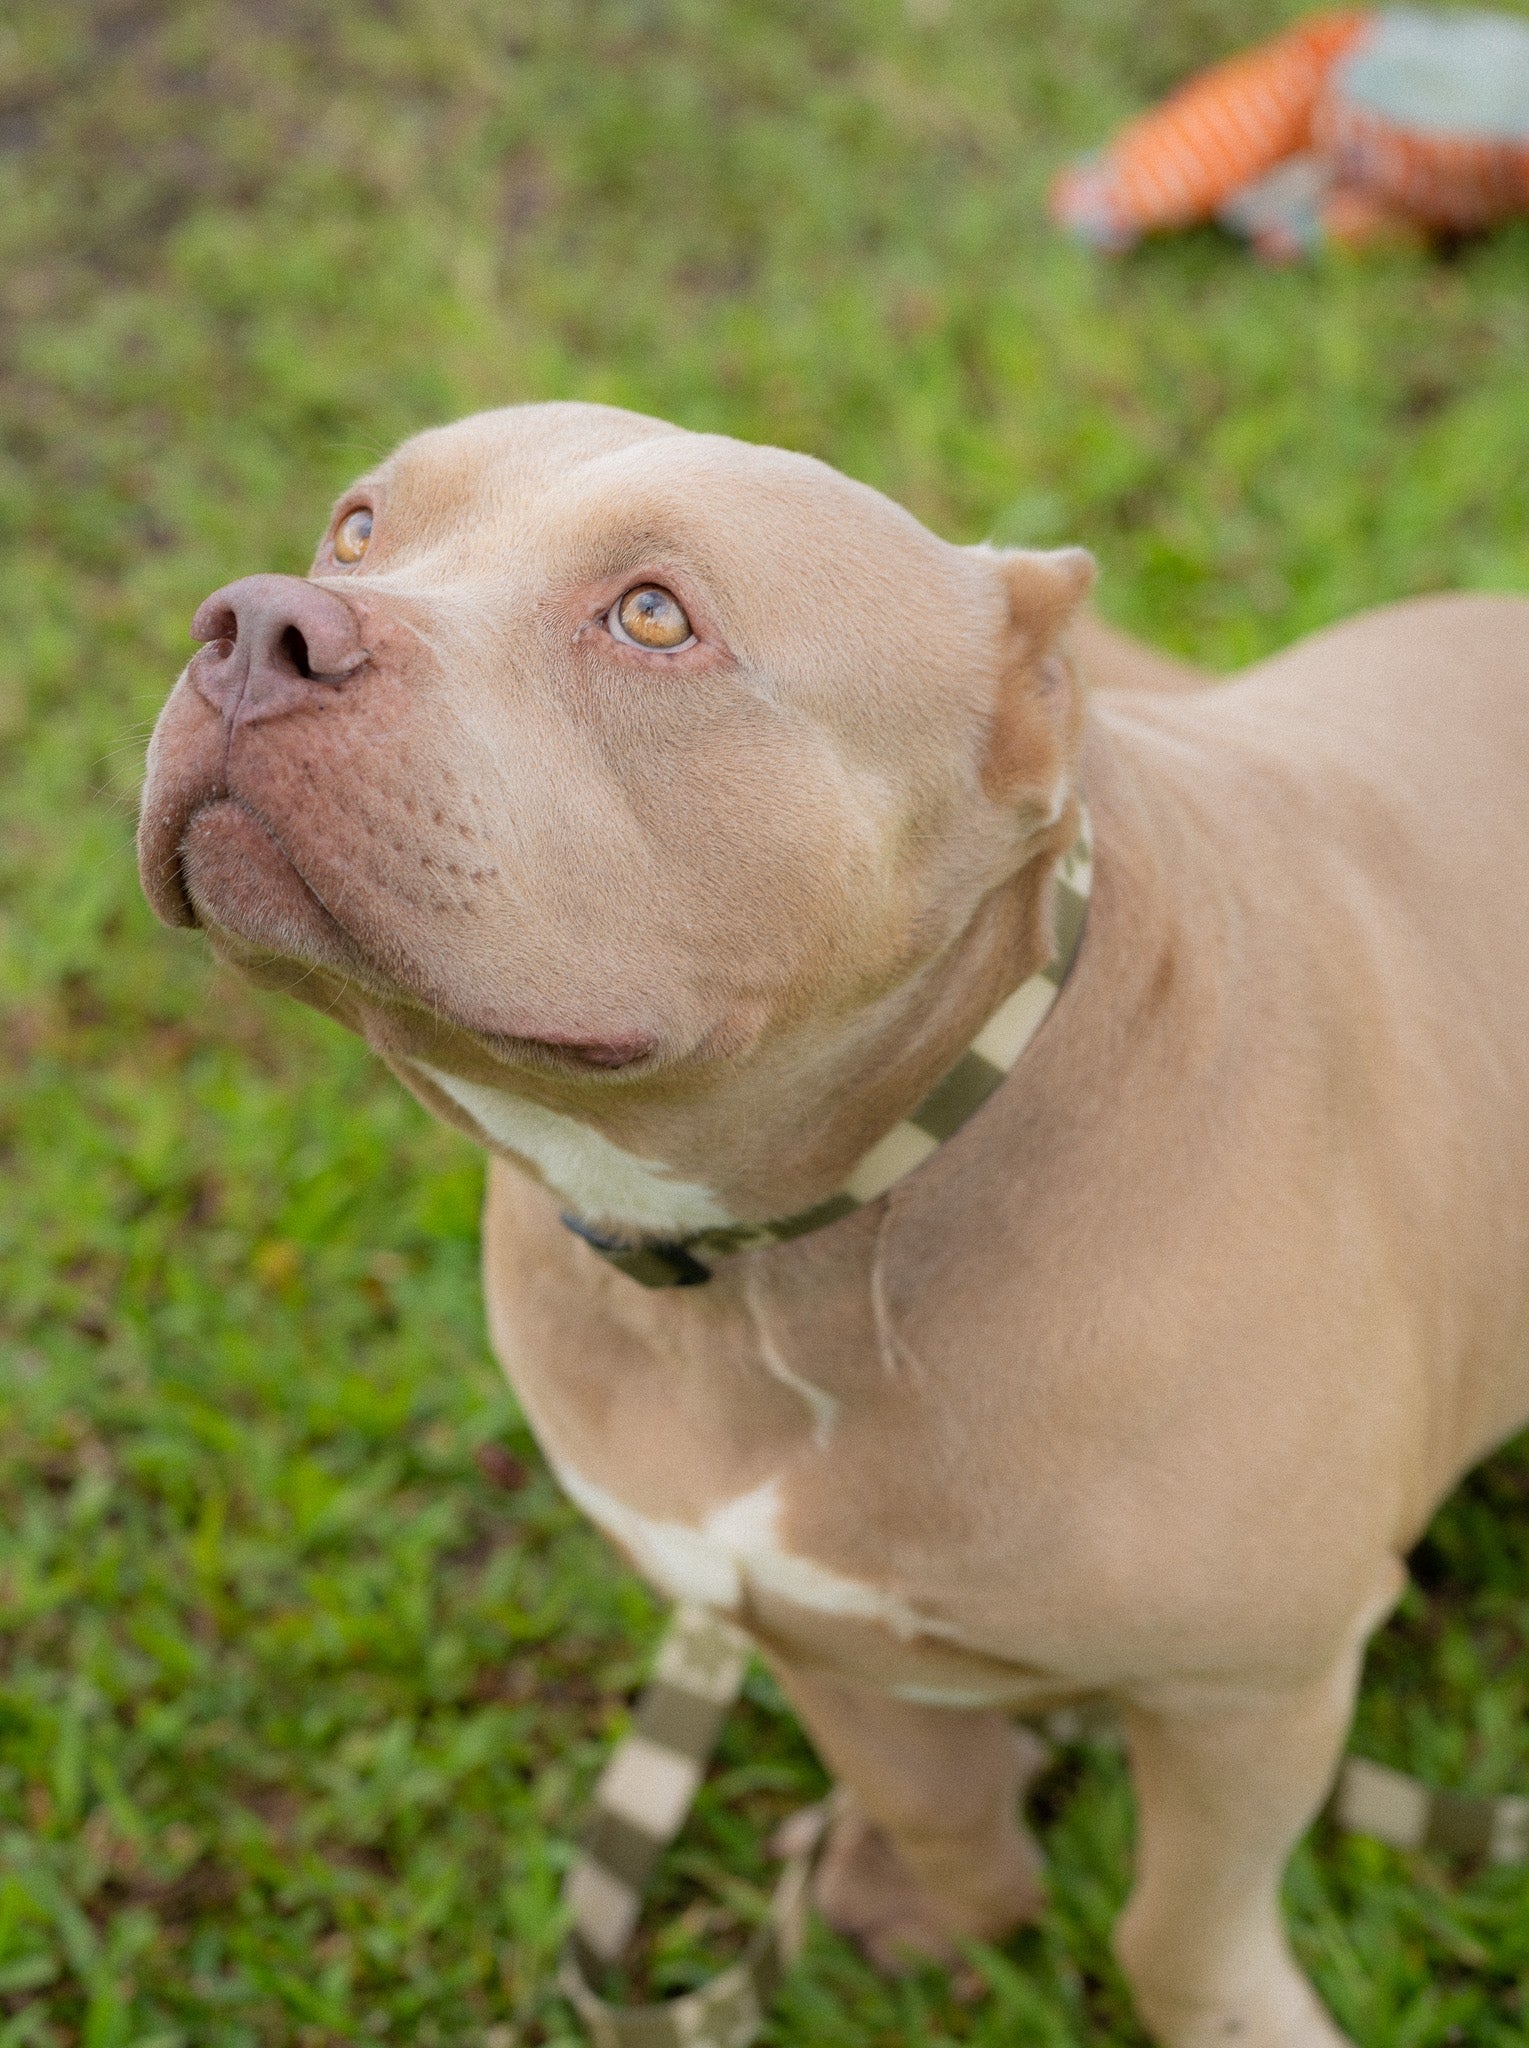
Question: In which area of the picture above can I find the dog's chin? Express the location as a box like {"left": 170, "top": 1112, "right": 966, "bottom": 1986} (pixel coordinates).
{"left": 180, "top": 800, "right": 375, "bottom": 981}
{"left": 177, "top": 799, "right": 659, "bottom": 1074}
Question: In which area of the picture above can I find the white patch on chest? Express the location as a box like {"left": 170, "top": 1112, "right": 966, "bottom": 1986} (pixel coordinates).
{"left": 553, "top": 1463, "right": 967, "bottom": 1645}
{"left": 418, "top": 1063, "right": 735, "bottom": 1234}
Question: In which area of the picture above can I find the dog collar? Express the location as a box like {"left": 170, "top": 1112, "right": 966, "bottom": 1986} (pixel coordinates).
{"left": 563, "top": 804, "right": 1093, "bottom": 1287}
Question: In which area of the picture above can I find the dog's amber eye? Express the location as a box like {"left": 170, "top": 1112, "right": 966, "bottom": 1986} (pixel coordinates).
{"left": 333, "top": 508, "right": 373, "bottom": 563}
{"left": 613, "top": 584, "right": 693, "bottom": 650}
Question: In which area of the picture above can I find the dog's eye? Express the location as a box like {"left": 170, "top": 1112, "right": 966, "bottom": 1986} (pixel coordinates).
{"left": 610, "top": 584, "right": 694, "bottom": 651}
{"left": 333, "top": 508, "right": 373, "bottom": 563}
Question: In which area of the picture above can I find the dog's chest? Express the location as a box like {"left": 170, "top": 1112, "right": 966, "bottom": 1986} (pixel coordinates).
{"left": 503, "top": 1301, "right": 1074, "bottom": 1707}
{"left": 482, "top": 1165, "right": 1096, "bottom": 1709}
{"left": 544, "top": 1451, "right": 1061, "bottom": 1707}
{"left": 550, "top": 1459, "right": 919, "bottom": 1631}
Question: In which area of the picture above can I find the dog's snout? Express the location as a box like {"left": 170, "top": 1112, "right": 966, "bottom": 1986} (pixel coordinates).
{"left": 189, "top": 573, "right": 367, "bottom": 727}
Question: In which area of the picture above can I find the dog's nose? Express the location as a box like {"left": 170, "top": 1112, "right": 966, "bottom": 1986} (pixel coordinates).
{"left": 189, "top": 573, "right": 367, "bottom": 727}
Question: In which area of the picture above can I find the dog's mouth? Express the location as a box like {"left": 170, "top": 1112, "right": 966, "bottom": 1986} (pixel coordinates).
{"left": 177, "top": 796, "right": 372, "bottom": 976}
{"left": 165, "top": 796, "right": 658, "bottom": 1074}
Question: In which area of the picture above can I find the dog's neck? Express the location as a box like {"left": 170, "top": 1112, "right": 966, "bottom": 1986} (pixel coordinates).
{"left": 420, "top": 792, "right": 1092, "bottom": 1273}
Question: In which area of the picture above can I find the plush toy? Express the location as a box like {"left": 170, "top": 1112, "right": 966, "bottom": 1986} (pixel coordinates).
{"left": 1050, "top": 7, "right": 1529, "bottom": 258}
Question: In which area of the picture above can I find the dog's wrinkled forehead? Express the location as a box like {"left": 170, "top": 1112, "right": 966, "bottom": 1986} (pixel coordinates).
{"left": 353, "top": 402, "right": 685, "bottom": 569}
{"left": 334, "top": 402, "right": 1001, "bottom": 705}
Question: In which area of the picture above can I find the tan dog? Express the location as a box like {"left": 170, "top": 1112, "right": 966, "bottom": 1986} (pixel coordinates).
{"left": 138, "top": 402, "right": 1529, "bottom": 2048}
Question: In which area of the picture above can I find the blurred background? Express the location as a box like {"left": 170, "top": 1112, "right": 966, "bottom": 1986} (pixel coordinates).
{"left": 1, "top": 3, "right": 1526, "bottom": 2043}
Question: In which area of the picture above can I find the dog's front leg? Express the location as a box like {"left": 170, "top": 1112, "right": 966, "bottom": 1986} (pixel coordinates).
{"left": 766, "top": 1660, "right": 1049, "bottom": 1972}
{"left": 1115, "top": 1654, "right": 1362, "bottom": 2048}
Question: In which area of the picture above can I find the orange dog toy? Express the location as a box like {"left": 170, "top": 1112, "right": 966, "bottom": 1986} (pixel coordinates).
{"left": 1050, "top": 8, "right": 1529, "bottom": 258}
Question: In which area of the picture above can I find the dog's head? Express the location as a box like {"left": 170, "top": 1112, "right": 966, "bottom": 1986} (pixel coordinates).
{"left": 139, "top": 403, "right": 1091, "bottom": 1215}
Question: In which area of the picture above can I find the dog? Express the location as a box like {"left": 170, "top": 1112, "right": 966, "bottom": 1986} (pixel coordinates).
{"left": 138, "top": 401, "right": 1529, "bottom": 2048}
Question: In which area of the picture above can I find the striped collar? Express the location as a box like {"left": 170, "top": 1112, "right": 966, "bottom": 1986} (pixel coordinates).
{"left": 563, "top": 804, "right": 1093, "bottom": 1287}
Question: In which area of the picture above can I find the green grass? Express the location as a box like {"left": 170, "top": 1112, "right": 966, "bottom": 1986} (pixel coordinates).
{"left": 1, "top": 1, "right": 1527, "bottom": 2041}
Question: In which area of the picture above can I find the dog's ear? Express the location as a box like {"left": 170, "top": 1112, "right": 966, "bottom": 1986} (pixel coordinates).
{"left": 981, "top": 546, "right": 1095, "bottom": 818}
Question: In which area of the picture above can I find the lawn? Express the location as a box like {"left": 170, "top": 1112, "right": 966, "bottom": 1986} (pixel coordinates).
{"left": 1, "top": 1, "right": 1527, "bottom": 2043}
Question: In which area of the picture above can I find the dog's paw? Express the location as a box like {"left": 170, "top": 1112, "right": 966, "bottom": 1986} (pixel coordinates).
{"left": 811, "top": 1796, "right": 1045, "bottom": 1982}
{"left": 1123, "top": 1957, "right": 1356, "bottom": 2048}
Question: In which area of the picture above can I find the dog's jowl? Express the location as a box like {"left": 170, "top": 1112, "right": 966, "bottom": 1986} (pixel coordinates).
{"left": 139, "top": 401, "right": 1529, "bottom": 2048}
